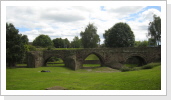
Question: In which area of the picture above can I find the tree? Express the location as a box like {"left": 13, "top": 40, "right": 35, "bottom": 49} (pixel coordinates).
{"left": 148, "top": 38, "right": 156, "bottom": 47}
{"left": 134, "top": 40, "right": 148, "bottom": 47}
{"left": 103, "top": 28, "right": 111, "bottom": 47}
{"left": 53, "top": 38, "right": 64, "bottom": 48}
{"left": 53, "top": 38, "right": 70, "bottom": 48}
{"left": 33, "top": 34, "right": 53, "bottom": 48}
{"left": 103, "top": 22, "right": 135, "bottom": 47}
{"left": 80, "top": 23, "right": 100, "bottom": 48}
{"left": 71, "top": 36, "right": 82, "bottom": 48}
{"left": 147, "top": 14, "right": 161, "bottom": 46}
{"left": 6, "top": 23, "right": 28, "bottom": 67}
{"left": 64, "top": 38, "right": 70, "bottom": 48}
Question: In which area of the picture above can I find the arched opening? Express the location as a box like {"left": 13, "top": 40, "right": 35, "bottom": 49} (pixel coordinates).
{"left": 125, "top": 56, "right": 146, "bottom": 67}
{"left": 83, "top": 53, "right": 104, "bottom": 68}
{"left": 45, "top": 56, "right": 65, "bottom": 67}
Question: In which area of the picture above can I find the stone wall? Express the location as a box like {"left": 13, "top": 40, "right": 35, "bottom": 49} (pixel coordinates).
{"left": 27, "top": 47, "right": 161, "bottom": 70}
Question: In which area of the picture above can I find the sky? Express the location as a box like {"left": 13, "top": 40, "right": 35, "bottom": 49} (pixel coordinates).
{"left": 6, "top": 6, "right": 161, "bottom": 44}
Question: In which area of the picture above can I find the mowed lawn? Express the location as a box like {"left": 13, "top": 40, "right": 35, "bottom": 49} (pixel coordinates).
{"left": 6, "top": 64, "right": 161, "bottom": 90}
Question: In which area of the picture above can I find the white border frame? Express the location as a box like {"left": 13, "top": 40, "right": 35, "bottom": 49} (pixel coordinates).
{"left": 1, "top": 1, "right": 166, "bottom": 95}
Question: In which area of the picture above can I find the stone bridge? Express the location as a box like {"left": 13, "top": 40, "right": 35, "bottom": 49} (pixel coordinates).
{"left": 27, "top": 47, "right": 161, "bottom": 70}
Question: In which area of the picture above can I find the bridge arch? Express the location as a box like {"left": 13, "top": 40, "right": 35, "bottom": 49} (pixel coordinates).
{"left": 44, "top": 55, "right": 66, "bottom": 67}
{"left": 83, "top": 52, "right": 105, "bottom": 67}
{"left": 124, "top": 54, "right": 147, "bottom": 66}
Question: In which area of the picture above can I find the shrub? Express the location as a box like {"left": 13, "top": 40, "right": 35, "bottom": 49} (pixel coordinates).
{"left": 142, "top": 63, "right": 160, "bottom": 69}
{"left": 28, "top": 45, "right": 36, "bottom": 51}
{"left": 120, "top": 66, "right": 131, "bottom": 72}
{"left": 47, "top": 46, "right": 53, "bottom": 50}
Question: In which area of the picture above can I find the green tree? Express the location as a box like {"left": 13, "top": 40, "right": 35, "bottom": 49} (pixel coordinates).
{"left": 32, "top": 34, "right": 53, "bottom": 48}
{"left": 24, "top": 45, "right": 36, "bottom": 51}
{"left": 64, "top": 38, "right": 70, "bottom": 48}
{"left": 134, "top": 40, "right": 148, "bottom": 47}
{"left": 71, "top": 36, "right": 82, "bottom": 48}
{"left": 53, "top": 38, "right": 64, "bottom": 48}
{"left": 103, "top": 22, "right": 135, "bottom": 47}
{"left": 148, "top": 38, "right": 156, "bottom": 47}
{"left": 80, "top": 23, "right": 100, "bottom": 48}
{"left": 6, "top": 23, "right": 28, "bottom": 67}
{"left": 103, "top": 28, "right": 111, "bottom": 47}
{"left": 147, "top": 14, "right": 161, "bottom": 46}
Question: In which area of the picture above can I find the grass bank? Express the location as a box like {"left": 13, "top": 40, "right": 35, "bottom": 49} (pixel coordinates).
{"left": 6, "top": 63, "right": 161, "bottom": 90}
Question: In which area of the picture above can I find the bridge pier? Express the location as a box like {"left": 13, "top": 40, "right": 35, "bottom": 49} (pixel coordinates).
{"left": 27, "top": 51, "right": 44, "bottom": 68}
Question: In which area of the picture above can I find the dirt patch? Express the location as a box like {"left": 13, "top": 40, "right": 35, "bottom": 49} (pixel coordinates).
{"left": 45, "top": 86, "right": 68, "bottom": 90}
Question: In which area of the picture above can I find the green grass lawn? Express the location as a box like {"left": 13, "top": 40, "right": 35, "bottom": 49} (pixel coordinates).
{"left": 85, "top": 54, "right": 99, "bottom": 60}
{"left": 6, "top": 64, "right": 161, "bottom": 90}
{"left": 83, "top": 64, "right": 101, "bottom": 67}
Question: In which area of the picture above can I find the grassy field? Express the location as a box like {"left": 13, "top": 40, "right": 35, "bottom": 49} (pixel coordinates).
{"left": 13, "top": 51, "right": 161, "bottom": 90}
{"left": 6, "top": 63, "right": 161, "bottom": 90}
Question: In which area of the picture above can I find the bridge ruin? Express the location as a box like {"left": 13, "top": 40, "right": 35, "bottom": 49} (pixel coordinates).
{"left": 27, "top": 47, "right": 161, "bottom": 70}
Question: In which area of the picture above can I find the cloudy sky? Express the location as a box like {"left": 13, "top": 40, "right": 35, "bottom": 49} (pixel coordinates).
{"left": 6, "top": 6, "right": 161, "bottom": 44}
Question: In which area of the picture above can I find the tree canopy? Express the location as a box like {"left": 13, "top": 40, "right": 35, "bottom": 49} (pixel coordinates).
{"left": 80, "top": 23, "right": 100, "bottom": 48}
{"left": 33, "top": 34, "right": 53, "bottom": 48}
{"left": 53, "top": 38, "right": 70, "bottom": 48}
{"left": 134, "top": 40, "right": 148, "bottom": 47}
{"left": 70, "top": 36, "right": 82, "bottom": 48}
{"left": 6, "top": 23, "right": 28, "bottom": 67}
{"left": 103, "top": 22, "right": 135, "bottom": 47}
{"left": 147, "top": 14, "right": 161, "bottom": 46}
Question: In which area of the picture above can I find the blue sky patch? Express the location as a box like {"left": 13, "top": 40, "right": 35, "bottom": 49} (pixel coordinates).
{"left": 100, "top": 6, "right": 106, "bottom": 11}
{"left": 17, "top": 27, "right": 31, "bottom": 32}
{"left": 144, "top": 6, "right": 161, "bottom": 12}
{"left": 122, "top": 6, "right": 161, "bottom": 22}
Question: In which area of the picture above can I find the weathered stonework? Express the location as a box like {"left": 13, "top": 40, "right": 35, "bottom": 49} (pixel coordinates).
{"left": 27, "top": 47, "right": 161, "bottom": 70}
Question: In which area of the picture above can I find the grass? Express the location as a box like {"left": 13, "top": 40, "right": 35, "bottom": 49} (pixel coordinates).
{"left": 83, "top": 54, "right": 100, "bottom": 67}
{"left": 85, "top": 54, "right": 99, "bottom": 60}
{"left": 124, "top": 64, "right": 138, "bottom": 68}
{"left": 6, "top": 63, "right": 161, "bottom": 90}
{"left": 83, "top": 64, "right": 101, "bottom": 67}
{"left": 16, "top": 64, "right": 27, "bottom": 66}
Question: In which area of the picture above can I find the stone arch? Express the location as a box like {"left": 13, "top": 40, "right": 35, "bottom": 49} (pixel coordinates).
{"left": 83, "top": 52, "right": 105, "bottom": 67}
{"left": 124, "top": 54, "right": 147, "bottom": 66}
{"left": 44, "top": 55, "right": 65, "bottom": 67}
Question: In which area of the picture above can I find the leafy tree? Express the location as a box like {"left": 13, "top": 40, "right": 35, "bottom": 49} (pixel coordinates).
{"left": 148, "top": 38, "right": 156, "bottom": 47}
{"left": 53, "top": 38, "right": 63, "bottom": 48}
{"left": 53, "top": 38, "right": 65, "bottom": 48}
{"left": 147, "top": 14, "right": 161, "bottom": 46}
{"left": 64, "top": 38, "right": 70, "bottom": 48}
{"left": 53, "top": 38, "right": 70, "bottom": 48}
{"left": 6, "top": 23, "right": 28, "bottom": 67}
{"left": 71, "top": 36, "right": 82, "bottom": 48}
{"left": 103, "top": 28, "right": 111, "bottom": 47}
{"left": 80, "top": 23, "right": 100, "bottom": 48}
{"left": 33, "top": 34, "right": 53, "bottom": 48}
{"left": 134, "top": 40, "right": 148, "bottom": 47}
{"left": 24, "top": 45, "right": 36, "bottom": 51}
{"left": 103, "top": 22, "right": 135, "bottom": 47}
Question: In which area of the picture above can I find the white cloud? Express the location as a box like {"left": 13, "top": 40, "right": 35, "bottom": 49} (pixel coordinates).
{"left": 6, "top": 6, "right": 161, "bottom": 44}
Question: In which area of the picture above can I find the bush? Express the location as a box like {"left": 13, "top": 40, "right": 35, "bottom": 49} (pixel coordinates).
{"left": 47, "top": 46, "right": 54, "bottom": 50}
{"left": 120, "top": 66, "right": 131, "bottom": 72}
{"left": 28, "top": 45, "right": 36, "bottom": 51}
{"left": 141, "top": 63, "right": 160, "bottom": 69}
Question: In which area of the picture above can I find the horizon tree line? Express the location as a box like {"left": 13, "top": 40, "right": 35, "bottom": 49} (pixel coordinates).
{"left": 6, "top": 14, "right": 161, "bottom": 67}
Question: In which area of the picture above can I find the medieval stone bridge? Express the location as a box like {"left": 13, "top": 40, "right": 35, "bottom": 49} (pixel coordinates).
{"left": 27, "top": 47, "right": 161, "bottom": 70}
